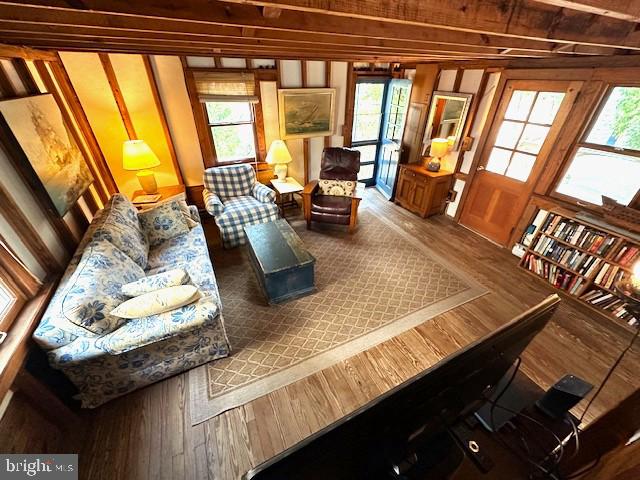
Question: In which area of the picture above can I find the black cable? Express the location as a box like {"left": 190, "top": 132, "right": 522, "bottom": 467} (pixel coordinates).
{"left": 578, "top": 325, "right": 639, "bottom": 426}
{"left": 484, "top": 357, "right": 565, "bottom": 478}
{"left": 564, "top": 416, "right": 579, "bottom": 461}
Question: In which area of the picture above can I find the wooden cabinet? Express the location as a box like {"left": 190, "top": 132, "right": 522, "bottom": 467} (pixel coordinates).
{"left": 394, "top": 164, "right": 453, "bottom": 218}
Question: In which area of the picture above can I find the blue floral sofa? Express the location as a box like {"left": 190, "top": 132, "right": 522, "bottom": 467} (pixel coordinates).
{"left": 33, "top": 194, "right": 231, "bottom": 408}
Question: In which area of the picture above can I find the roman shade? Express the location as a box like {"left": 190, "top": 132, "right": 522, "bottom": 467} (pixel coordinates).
{"left": 193, "top": 71, "right": 258, "bottom": 103}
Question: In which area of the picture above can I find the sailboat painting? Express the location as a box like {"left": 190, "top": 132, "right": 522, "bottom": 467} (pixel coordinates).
{"left": 0, "top": 94, "right": 93, "bottom": 216}
{"left": 278, "top": 88, "right": 335, "bottom": 139}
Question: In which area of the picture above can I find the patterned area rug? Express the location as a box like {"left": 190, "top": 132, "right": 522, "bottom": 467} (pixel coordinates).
{"left": 189, "top": 210, "right": 487, "bottom": 424}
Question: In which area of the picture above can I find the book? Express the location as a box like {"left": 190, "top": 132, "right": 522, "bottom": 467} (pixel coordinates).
{"left": 133, "top": 194, "right": 162, "bottom": 204}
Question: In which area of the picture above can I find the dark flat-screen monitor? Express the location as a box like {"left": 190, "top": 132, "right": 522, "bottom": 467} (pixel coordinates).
{"left": 245, "top": 294, "right": 561, "bottom": 480}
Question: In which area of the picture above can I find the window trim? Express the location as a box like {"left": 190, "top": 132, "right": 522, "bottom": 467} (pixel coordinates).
{"left": 203, "top": 100, "right": 259, "bottom": 165}
{"left": 551, "top": 83, "right": 640, "bottom": 210}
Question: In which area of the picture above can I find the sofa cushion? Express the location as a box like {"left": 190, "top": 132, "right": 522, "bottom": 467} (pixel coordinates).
{"left": 122, "top": 268, "right": 190, "bottom": 297}
{"left": 61, "top": 239, "right": 145, "bottom": 335}
{"left": 111, "top": 285, "right": 201, "bottom": 319}
{"left": 91, "top": 194, "right": 148, "bottom": 268}
{"left": 139, "top": 199, "right": 191, "bottom": 247}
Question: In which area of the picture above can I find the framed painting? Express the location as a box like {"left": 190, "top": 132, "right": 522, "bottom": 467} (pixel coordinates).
{"left": 0, "top": 93, "right": 93, "bottom": 216}
{"left": 278, "top": 88, "right": 336, "bottom": 140}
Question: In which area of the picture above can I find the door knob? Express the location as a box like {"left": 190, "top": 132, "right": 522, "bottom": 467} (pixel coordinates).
{"left": 477, "top": 165, "right": 485, "bottom": 171}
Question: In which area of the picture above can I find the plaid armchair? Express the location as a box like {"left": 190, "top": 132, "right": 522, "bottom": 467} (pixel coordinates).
{"left": 203, "top": 164, "right": 279, "bottom": 248}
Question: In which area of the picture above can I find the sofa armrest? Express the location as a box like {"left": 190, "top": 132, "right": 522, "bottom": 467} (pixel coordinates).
{"left": 203, "top": 189, "right": 224, "bottom": 217}
{"left": 252, "top": 182, "right": 276, "bottom": 203}
{"left": 48, "top": 298, "right": 221, "bottom": 364}
{"left": 188, "top": 204, "right": 201, "bottom": 223}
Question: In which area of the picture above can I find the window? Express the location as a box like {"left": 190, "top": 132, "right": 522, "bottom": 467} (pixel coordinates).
{"left": 205, "top": 102, "right": 257, "bottom": 163}
{"left": 351, "top": 79, "right": 386, "bottom": 182}
{"left": 191, "top": 70, "right": 260, "bottom": 165}
{"left": 486, "top": 90, "right": 565, "bottom": 182}
{"left": 555, "top": 86, "right": 640, "bottom": 206}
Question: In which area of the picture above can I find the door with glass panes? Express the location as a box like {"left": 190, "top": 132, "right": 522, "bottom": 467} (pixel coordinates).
{"left": 350, "top": 78, "right": 411, "bottom": 194}
{"left": 376, "top": 79, "right": 411, "bottom": 198}
{"left": 460, "top": 80, "right": 577, "bottom": 246}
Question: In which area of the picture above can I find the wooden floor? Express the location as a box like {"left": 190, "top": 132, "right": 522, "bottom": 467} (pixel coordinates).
{"left": 54, "top": 191, "right": 640, "bottom": 478}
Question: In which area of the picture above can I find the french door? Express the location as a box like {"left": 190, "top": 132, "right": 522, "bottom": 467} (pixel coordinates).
{"left": 376, "top": 79, "right": 411, "bottom": 199}
{"left": 350, "top": 78, "right": 411, "bottom": 195}
{"left": 460, "top": 80, "right": 578, "bottom": 246}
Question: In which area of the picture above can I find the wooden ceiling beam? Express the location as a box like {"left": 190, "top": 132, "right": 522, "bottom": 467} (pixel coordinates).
{"left": 220, "top": 0, "right": 640, "bottom": 49}
{"left": 0, "top": 13, "right": 617, "bottom": 56}
{"left": 0, "top": 25, "right": 563, "bottom": 59}
{"left": 0, "top": 42, "right": 56, "bottom": 60}
{"left": 2, "top": 0, "right": 615, "bottom": 53}
{"left": 0, "top": 35, "right": 531, "bottom": 60}
{"left": 532, "top": 1, "right": 640, "bottom": 22}
{"left": 1, "top": 38, "right": 464, "bottom": 62}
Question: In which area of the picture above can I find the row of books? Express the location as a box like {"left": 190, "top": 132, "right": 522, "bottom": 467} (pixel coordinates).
{"left": 532, "top": 236, "right": 603, "bottom": 276}
{"left": 522, "top": 254, "right": 586, "bottom": 295}
{"left": 542, "top": 214, "right": 617, "bottom": 256}
{"left": 580, "top": 289, "right": 638, "bottom": 326}
{"left": 593, "top": 263, "right": 626, "bottom": 290}
{"left": 612, "top": 243, "right": 639, "bottom": 268}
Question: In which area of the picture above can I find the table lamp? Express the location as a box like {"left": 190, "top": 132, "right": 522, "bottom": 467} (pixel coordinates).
{"left": 266, "top": 140, "right": 293, "bottom": 181}
{"left": 123, "top": 139, "right": 161, "bottom": 194}
{"left": 426, "top": 138, "right": 449, "bottom": 172}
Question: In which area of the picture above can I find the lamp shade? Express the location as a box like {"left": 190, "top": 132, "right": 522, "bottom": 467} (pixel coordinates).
{"left": 123, "top": 140, "right": 161, "bottom": 171}
{"left": 266, "top": 140, "right": 293, "bottom": 165}
{"left": 430, "top": 138, "right": 449, "bottom": 159}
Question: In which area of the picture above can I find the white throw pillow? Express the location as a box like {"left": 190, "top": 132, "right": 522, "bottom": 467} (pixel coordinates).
{"left": 121, "top": 268, "right": 190, "bottom": 297}
{"left": 110, "top": 285, "right": 201, "bottom": 319}
{"left": 317, "top": 179, "right": 356, "bottom": 197}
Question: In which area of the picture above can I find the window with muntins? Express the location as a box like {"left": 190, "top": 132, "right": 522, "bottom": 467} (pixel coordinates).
{"left": 555, "top": 86, "right": 640, "bottom": 206}
{"left": 486, "top": 90, "right": 565, "bottom": 182}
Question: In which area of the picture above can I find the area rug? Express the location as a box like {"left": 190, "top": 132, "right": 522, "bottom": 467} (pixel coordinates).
{"left": 189, "top": 210, "right": 488, "bottom": 424}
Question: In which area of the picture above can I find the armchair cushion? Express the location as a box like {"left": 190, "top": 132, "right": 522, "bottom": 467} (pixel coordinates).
{"left": 139, "top": 199, "right": 191, "bottom": 247}
{"left": 203, "top": 163, "right": 255, "bottom": 201}
{"left": 203, "top": 189, "right": 224, "bottom": 217}
{"left": 216, "top": 196, "right": 279, "bottom": 248}
{"left": 311, "top": 195, "right": 352, "bottom": 215}
{"left": 253, "top": 182, "right": 276, "bottom": 203}
{"left": 317, "top": 179, "right": 357, "bottom": 197}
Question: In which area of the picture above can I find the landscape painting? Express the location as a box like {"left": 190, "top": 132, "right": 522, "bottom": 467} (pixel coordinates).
{"left": 278, "top": 88, "right": 335, "bottom": 139}
{"left": 0, "top": 94, "right": 93, "bottom": 216}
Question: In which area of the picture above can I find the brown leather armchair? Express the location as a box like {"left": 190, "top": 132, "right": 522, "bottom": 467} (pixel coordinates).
{"left": 302, "top": 147, "right": 364, "bottom": 233}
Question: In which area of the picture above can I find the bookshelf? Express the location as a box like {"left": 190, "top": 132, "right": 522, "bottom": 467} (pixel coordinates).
{"left": 518, "top": 208, "right": 639, "bottom": 332}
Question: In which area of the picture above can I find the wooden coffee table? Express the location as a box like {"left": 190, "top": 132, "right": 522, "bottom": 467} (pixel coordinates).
{"left": 244, "top": 219, "right": 316, "bottom": 305}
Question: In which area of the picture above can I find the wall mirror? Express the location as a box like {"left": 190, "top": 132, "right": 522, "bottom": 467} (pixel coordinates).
{"left": 423, "top": 91, "right": 473, "bottom": 152}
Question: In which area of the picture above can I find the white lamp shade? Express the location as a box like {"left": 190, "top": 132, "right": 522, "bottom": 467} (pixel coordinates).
{"left": 430, "top": 138, "right": 449, "bottom": 159}
{"left": 266, "top": 140, "right": 293, "bottom": 165}
{"left": 123, "top": 140, "right": 161, "bottom": 171}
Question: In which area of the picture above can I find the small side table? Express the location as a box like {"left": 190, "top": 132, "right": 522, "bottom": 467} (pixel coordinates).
{"left": 132, "top": 185, "right": 186, "bottom": 210}
{"left": 270, "top": 177, "right": 303, "bottom": 218}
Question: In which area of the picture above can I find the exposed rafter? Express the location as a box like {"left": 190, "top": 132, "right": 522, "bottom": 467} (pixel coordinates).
{"left": 0, "top": 0, "right": 636, "bottom": 61}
